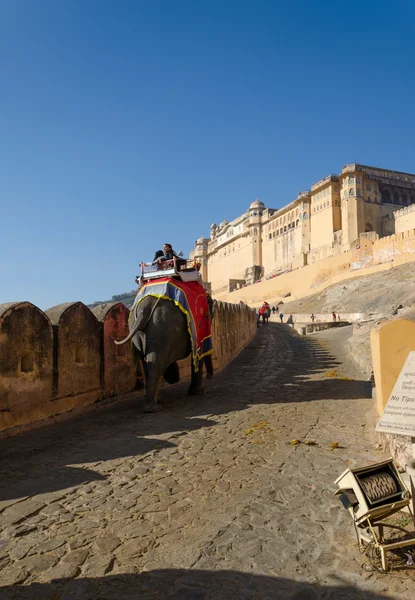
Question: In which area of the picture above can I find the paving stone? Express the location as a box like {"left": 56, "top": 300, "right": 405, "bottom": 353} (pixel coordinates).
{"left": 81, "top": 554, "right": 114, "bottom": 577}
{"left": 35, "top": 538, "right": 66, "bottom": 553}
{"left": 41, "top": 563, "right": 80, "bottom": 582}
{"left": 19, "top": 553, "right": 58, "bottom": 573}
{"left": 92, "top": 535, "right": 121, "bottom": 553}
{"left": 9, "top": 541, "right": 35, "bottom": 560}
{"left": 116, "top": 537, "right": 152, "bottom": 559}
{"left": 0, "top": 566, "right": 29, "bottom": 585}
{"left": 61, "top": 548, "right": 89, "bottom": 566}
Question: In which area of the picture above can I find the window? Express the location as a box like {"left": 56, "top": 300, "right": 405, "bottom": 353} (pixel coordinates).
{"left": 269, "top": 233, "right": 272, "bottom": 239}
{"left": 349, "top": 188, "right": 354, "bottom": 196}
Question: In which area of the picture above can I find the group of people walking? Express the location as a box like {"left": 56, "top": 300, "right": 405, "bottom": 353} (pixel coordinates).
{"left": 258, "top": 302, "right": 285, "bottom": 325}
{"left": 258, "top": 305, "right": 341, "bottom": 326}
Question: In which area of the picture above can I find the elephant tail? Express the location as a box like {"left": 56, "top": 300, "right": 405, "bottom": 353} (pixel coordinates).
{"left": 113, "top": 297, "right": 160, "bottom": 345}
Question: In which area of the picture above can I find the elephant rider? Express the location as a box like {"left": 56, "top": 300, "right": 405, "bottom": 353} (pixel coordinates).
{"left": 260, "top": 301, "right": 270, "bottom": 314}
{"left": 153, "top": 243, "right": 188, "bottom": 270}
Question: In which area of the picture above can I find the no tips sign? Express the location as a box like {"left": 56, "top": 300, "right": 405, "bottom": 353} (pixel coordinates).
{"left": 376, "top": 351, "right": 415, "bottom": 437}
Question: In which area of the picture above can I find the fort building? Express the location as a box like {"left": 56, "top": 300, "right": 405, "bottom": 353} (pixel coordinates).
{"left": 191, "top": 163, "right": 415, "bottom": 296}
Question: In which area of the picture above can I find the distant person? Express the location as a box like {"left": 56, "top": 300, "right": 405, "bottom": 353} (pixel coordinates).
{"left": 287, "top": 314, "right": 293, "bottom": 324}
{"left": 337, "top": 314, "right": 341, "bottom": 322}
{"left": 332, "top": 312, "right": 336, "bottom": 322}
{"left": 279, "top": 313, "right": 284, "bottom": 323}
{"left": 311, "top": 314, "right": 316, "bottom": 323}
{"left": 272, "top": 306, "right": 276, "bottom": 314}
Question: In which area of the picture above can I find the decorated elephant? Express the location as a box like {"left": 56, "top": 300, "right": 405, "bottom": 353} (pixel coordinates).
{"left": 115, "top": 293, "right": 214, "bottom": 412}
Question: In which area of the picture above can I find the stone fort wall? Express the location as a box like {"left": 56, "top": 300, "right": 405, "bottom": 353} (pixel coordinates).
{"left": 0, "top": 300, "right": 257, "bottom": 437}
{"left": 213, "top": 230, "right": 415, "bottom": 307}
{"left": 192, "top": 163, "right": 415, "bottom": 297}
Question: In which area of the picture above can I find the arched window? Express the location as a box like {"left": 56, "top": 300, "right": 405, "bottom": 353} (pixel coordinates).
{"left": 269, "top": 233, "right": 272, "bottom": 240}
{"left": 303, "top": 212, "right": 308, "bottom": 220}
{"left": 284, "top": 226, "right": 287, "bottom": 232}
{"left": 292, "top": 222, "right": 295, "bottom": 229}
{"left": 288, "top": 224, "right": 291, "bottom": 230}
{"left": 296, "top": 219, "right": 299, "bottom": 227}
{"left": 349, "top": 188, "right": 354, "bottom": 196}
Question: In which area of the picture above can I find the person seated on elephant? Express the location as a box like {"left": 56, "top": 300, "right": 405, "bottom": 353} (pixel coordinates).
{"left": 153, "top": 243, "right": 179, "bottom": 264}
{"left": 153, "top": 243, "right": 189, "bottom": 271}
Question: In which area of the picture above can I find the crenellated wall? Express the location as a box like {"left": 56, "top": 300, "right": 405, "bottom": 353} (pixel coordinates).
{"left": 214, "top": 231, "right": 415, "bottom": 308}
{"left": 0, "top": 299, "right": 257, "bottom": 437}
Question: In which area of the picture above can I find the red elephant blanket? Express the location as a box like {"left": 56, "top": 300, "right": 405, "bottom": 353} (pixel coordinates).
{"left": 132, "top": 278, "right": 213, "bottom": 372}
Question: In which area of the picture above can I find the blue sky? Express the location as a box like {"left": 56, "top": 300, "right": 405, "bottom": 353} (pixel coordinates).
{"left": 1, "top": 0, "right": 414, "bottom": 310}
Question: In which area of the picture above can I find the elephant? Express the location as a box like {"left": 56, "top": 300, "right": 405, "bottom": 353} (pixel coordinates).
{"left": 257, "top": 307, "right": 270, "bottom": 326}
{"left": 115, "top": 295, "right": 214, "bottom": 412}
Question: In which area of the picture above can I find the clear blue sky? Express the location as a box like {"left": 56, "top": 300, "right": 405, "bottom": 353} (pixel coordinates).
{"left": 1, "top": 0, "right": 414, "bottom": 310}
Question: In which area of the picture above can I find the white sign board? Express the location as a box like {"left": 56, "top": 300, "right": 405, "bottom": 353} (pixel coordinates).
{"left": 376, "top": 351, "right": 415, "bottom": 437}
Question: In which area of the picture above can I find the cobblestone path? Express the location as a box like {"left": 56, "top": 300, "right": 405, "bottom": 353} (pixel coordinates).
{"left": 1, "top": 325, "right": 414, "bottom": 599}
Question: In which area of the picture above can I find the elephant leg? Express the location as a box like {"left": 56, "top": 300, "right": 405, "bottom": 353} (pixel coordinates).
{"left": 144, "top": 358, "right": 162, "bottom": 412}
{"left": 163, "top": 361, "right": 181, "bottom": 384}
{"left": 204, "top": 353, "right": 213, "bottom": 380}
{"left": 188, "top": 359, "right": 204, "bottom": 396}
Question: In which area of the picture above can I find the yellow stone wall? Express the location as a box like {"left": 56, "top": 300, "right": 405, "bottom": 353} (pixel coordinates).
{"left": 207, "top": 233, "right": 254, "bottom": 295}
{"left": 310, "top": 181, "right": 341, "bottom": 251}
{"left": 394, "top": 204, "right": 415, "bottom": 234}
{"left": 370, "top": 319, "right": 415, "bottom": 416}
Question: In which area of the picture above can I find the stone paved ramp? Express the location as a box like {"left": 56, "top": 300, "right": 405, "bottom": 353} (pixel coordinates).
{"left": 0, "top": 325, "right": 414, "bottom": 599}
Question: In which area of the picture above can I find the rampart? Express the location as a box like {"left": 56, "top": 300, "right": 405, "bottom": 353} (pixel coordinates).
{"left": 214, "top": 231, "right": 415, "bottom": 307}
{"left": 0, "top": 300, "right": 256, "bottom": 438}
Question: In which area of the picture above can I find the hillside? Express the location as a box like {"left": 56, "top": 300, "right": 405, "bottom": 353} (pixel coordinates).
{"left": 275, "top": 261, "right": 415, "bottom": 379}
{"left": 279, "top": 262, "right": 415, "bottom": 316}
{"left": 89, "top": 289, "right": 137, "bottom": 309}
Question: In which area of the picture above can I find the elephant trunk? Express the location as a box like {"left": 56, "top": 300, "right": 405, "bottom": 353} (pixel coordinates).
{"left": 113, "top": 297, "right": 159, "bottom": 345}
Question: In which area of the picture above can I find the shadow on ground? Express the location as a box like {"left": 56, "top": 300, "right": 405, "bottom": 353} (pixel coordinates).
{"left": 0, "top": 569, "right": 399, "bottom": 600}
{"left": 0, "top": 323, "right": 370, "bottom": 502}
